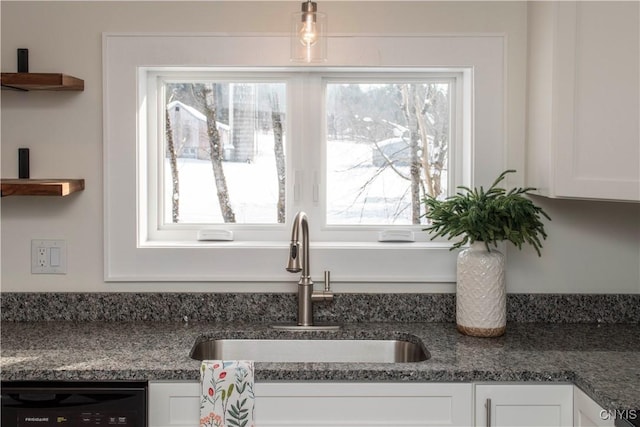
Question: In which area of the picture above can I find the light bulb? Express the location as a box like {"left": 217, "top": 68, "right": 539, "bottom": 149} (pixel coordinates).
{"left": 290, "top": 0, "right": 326, "bottom": 63}
{"left": 299, "top": 14, "right": 318, "bottom": 47}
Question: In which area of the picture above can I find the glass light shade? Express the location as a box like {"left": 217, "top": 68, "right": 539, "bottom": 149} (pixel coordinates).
{"left": 290, "top": 2, "right": 327, "bottom": 63}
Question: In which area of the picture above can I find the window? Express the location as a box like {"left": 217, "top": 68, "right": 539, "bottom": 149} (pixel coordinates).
{"left": 325, "top": 79, "right": 455, "bottom": 226}
{"left": 149, "top": 72, "right": 459, "bottom": 244}
{"left": 161, "top": 79, "right": 287, "bottom": 226}
{"left": 104, "top": 34, "right": 505, "bottom": 285}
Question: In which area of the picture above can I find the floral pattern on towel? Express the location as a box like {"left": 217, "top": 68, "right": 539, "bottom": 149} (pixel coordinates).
{"left": 200, "top": 360, "right": 255, "bottom": 427}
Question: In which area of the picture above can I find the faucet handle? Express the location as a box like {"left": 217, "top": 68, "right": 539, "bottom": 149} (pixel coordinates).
{"left": 323, "top": 270, "right": 331, "bottom": 292}
{"left": 311, "top": 270, "right": 334, "bottom": 302}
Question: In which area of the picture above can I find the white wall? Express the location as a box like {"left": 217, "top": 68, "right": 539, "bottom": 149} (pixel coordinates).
{"left": 1, "top": 1, "right": 638, "bottom": 293}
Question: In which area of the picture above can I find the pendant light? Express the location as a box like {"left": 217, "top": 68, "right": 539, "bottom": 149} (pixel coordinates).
{"left": 290, "top": 0, "right": 327, "bottom": 63}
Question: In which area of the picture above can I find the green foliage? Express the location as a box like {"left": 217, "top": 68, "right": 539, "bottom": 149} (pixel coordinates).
{"left": 422, "top": 170, "right": 550, "bottom": 256}
{"left": 227, "top": 398, "right": 250, "bottom": 427}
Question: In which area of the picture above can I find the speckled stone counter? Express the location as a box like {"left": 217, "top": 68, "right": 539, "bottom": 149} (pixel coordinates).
{"left": 1, "top": 321, "right": 639, "bottom": 411}
{"left": 2, "top": 292, "right": 640, "bottom": 323}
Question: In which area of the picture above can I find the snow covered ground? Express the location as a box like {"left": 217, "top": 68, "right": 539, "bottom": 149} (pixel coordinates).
{"left": 164, "top": 136, "right": 434, "bottom": 225}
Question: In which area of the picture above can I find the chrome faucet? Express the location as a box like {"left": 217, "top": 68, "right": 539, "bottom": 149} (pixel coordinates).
{"left": 284, "top": 211, "right": 336, "bottom": 328}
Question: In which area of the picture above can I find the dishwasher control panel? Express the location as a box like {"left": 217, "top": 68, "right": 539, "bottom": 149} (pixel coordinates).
{"left": 1, "top": 381, "right": 147, "bottom": 427}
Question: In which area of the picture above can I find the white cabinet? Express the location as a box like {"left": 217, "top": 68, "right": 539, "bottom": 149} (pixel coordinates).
{"left": 255, "top": 382, "right": 473, "bottom": 427}
{"left": 475, "top": 384, "right": 573, "bottom": 427}
{"left": 526, "top": 2, "right": 640, "bottom": 201}
{"left": 149, "top": 381, "right": 612, "bottom": 427}
{"left": 149, "top": 381, "right": 473, "bottom": 427}
{"left": 149, "top": 381, "right": 201, "bottom": 427}
{"left": 574, "top": 387, "right": 615, "bottom": 427}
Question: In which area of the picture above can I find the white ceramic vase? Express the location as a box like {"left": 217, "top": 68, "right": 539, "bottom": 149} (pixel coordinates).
{"left": 456, "top": 241, "right": 506, "bottom": 337}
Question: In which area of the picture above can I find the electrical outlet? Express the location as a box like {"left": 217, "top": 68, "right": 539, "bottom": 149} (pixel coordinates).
{"left": 37, "top": 248, "right": 47, "bottom": 267}
{"left": 31, "top": 240, "right": 67, "bottom": 274}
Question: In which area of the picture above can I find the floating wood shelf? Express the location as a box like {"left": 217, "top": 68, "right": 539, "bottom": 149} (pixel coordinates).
{"left": 1, "top": 73, "right": 84, "bottom": 91}
{"left": 1, "top": 179, "right": 85, "bottom": 197}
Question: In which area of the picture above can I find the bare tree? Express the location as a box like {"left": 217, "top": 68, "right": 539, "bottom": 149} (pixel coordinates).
{"left": 400, "top": 84, "right": 423, "bottom": 224}
{"left": 165, "top": 92, "right": 180, "bottom": 223}
{"left": 334, "top": 83, "right": 450, "bottom": 224}
{"left": 421, "top": 85, "right": 449, "bottom": 198}
{"left": 269, "top": 92, "right": 286, "bottom": 223}
{"left": 192, "top": 83, "right": 236, "bottom": 223}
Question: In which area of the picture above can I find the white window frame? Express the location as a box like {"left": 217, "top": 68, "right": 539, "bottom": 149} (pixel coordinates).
{"left": 317, "top": 73, "right": 462, "bottom": 241}
{"left": 104, "top": 33, "right": 505, "bottom": 286}
{"left": 145, "top": 71, "right": 296, "bottom": 243}
{"left": 146, "top": 70, "right": 462, "bottom": 243}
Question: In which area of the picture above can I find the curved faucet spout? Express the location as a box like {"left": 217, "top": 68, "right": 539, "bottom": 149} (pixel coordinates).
{"left": 286, "top": 211, "right": 310, "bottom": 282}
{"left": 284, "top": 211, "right": 335, "bottom": 328}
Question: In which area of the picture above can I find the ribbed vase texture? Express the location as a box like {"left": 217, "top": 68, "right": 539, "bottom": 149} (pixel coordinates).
{"left": 456, "top": 242, "right": 506, "bottom": 337}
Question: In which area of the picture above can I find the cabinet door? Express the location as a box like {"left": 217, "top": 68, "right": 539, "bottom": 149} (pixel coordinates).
{"left": 554, "top": 2, "right": 639, "bottom": 201}
{"left": 149, "top": 381, "right": 473, "bottom": 427}
{"left": 526, "top": 1, "right": 640, "bottom": 201}
{"left": 475, "top": 384, "right": 573, "bottom": 427}
{"left": 573, "top": 387, "right": 614, "bottom": 427}
{"left": 149, "top": 381, "right": 200, "bottom": 427}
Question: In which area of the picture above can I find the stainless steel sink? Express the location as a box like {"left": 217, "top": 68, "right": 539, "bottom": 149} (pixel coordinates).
{"left": 190, "top": 338, "right": 429, "bottom": 363}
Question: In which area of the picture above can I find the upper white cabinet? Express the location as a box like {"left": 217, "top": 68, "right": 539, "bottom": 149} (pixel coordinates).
{"left": 526, "top": 2, "right": 640, "bottom": 202}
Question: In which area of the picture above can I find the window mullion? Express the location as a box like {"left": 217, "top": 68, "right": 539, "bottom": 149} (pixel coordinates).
{"left": 296, "top": 74, "right": 325, "bottom": 240}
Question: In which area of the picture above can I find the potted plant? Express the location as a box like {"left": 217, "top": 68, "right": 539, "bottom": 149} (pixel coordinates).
{"left": 422, "top": 170, "right": 550, "bottom": 337}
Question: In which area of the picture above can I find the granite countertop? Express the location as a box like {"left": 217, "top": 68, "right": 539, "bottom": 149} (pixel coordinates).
{"left": 1, "top": 321, "right": 639, "bottom": 411}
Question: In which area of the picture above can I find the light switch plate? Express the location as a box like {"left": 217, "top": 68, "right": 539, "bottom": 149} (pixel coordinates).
{"left": 31, "top": 240, "right": 67, "bottom": 274}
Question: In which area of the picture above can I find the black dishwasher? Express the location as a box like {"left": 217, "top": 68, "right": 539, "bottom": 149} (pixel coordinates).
{"left": 1, "top": 381, "right": 147, "bottom": 427}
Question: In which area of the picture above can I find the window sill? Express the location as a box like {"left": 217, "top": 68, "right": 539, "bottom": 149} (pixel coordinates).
{"left": 109, "top": 241, "right": 457, "bottom": 283}
{"left": 139, "top": 239, "right": 454, "bottom": 249}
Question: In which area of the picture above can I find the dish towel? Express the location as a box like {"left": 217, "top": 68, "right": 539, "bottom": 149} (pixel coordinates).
{"left": 200, "top": 360, "right": 255, "bottom": 427}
